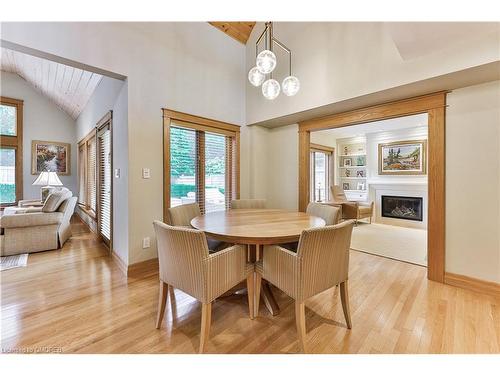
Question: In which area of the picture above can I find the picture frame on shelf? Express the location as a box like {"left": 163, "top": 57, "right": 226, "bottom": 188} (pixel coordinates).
{"left": 343, "top": 182, "right": 350, "bottom": 191}
{"left": 356, "top": 170, "right": 365, "bottom": 177}
{"left": 356, "top": 182, "right": 365, "bottom": 191}
{"left": 343, "top": 158, "right": 352, "bottom": 167}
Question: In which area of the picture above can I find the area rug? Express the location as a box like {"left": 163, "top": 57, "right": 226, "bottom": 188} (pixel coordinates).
{"left": 0, "top": 253, "right": 28, "bottom": 271}
{"left": 351, "top": 223, "right": 427, "bottom": 266}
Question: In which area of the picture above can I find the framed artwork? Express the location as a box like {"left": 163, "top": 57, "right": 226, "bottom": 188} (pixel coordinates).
{"left": 343, "top": 158, "right": 352, "bottom": 167}
{"left": 342, "top": 182, "right": 350, "bottom": 191}
{"left": 378, "top": 140, "right": 427, "bottom": 175}
{"left": 31, "top": 140, "right": 71, "bottom": 175}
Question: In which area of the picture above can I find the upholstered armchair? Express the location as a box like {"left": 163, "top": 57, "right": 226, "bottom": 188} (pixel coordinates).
{"left": 230, "top": 199, "right": 266, "bottom": 209}
{"left": 255, "top": 220, "right": 355, "bottom": 353}
{"left": 0, "top": 190, "right": 77, "bottom": 256}
{"left": 330, "top": 185, "right": 374, "bottom": 223}
{"left": 153, "top": 221, "right": 254, "bottom": 353}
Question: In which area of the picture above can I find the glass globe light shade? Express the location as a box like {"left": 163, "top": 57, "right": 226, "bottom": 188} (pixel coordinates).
{"left": 256, "top": 50, "right": 277, "bottom": 74}
{"left": 282, "top": 76, "right": 300, "bottom": 96}
{"left": 262, "top": 79, "right": 280, "bottom": 100}
{"left": 248, "top": 66, "right": 265, "bottom": 87}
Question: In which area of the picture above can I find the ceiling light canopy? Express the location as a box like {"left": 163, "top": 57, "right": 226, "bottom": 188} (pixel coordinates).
{"left": 248, "top": 22, "right": 300, "bottom": 100}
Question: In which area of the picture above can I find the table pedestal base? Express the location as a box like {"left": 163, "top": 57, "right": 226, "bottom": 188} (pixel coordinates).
{"left": 261, "top": 281, "right": 280, "bottom": 316}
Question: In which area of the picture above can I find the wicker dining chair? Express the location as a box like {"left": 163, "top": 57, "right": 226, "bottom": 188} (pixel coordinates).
{"left": 254, "top": 220, "right": 355, "bottom": 353}
{"left": 230, "top": 199, "right": 266, "bottom": 209}
{"left": 282, "top": 202, "right": 341, "bottom": 252}
{"left": 153, "top": 221, "right": 254, "bottom": 353}
{"left": 306, "top": 202, "right": 341, "bottom": 225}
{"left": 167, "top": 203, "right": 225, "bottom": 252}
{"left": 167, "top": 202, "right": 201, "bottom": 227}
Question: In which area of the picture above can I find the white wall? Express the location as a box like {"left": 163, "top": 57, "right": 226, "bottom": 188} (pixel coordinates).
{"left": 75, "top": 75, "right": 128, "bottom": 265}
{"left": 365, "top": 126, "right": 428, "bottom": 184}
{"left": 0, "top": 71, "right": 77, "bottom": 197}
{"left": 1, "top": 22, "right": 246, "bottom": 265}
{"left": 266, "top": 124, "right": 299, "bottom": 210}
{"left": 76, "top": 76, "right": 125, "bottom": 140}
{"left": 246, "top": 22, "right": 500, "bottom": 125}
{"left": 446, "top": 80, "right": 500, "bottom": 283}
{"left": 111, "top": 81, "right": 129, "bottom": 266}
{"left": 240, "top": 123, "right": 300, "bottom": 210}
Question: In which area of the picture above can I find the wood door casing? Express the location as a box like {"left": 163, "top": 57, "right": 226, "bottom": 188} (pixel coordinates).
{"left": 298, "top": 92, "right": 447, "bottom": 283}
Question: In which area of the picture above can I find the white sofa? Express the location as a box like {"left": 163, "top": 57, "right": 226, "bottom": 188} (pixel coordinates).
{"left": 0, "top": 189, "right": 77, "bottom": 256}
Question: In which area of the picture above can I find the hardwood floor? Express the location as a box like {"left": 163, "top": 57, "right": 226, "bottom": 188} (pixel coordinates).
{"left": 1, "top": 218, "right": 499, "bottom": 354}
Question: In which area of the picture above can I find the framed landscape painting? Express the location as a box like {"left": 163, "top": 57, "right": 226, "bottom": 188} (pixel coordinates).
{"left": 378, "top": 140, "right": 427, "bottom": 175}
{"left": 31, "top": 140, "right": 71, "bottom": 175}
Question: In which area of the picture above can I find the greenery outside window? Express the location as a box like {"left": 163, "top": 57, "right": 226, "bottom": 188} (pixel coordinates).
{"left": 0, "top": 96, "right": 23, "bottom": 207}
{"left": 163, "top": 109, "right": 240, "bottom": 219}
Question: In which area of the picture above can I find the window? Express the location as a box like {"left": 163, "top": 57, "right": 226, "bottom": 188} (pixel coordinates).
{"left": 170, "top": 126, "right": 197, "bottom": 208}
{"left": 78, "top": 112, "right": 113, "bottom": 244}
{"left": 204, "top": 132, "right": 226, "bottom": 213}
{"left": 0, "top": 97, "right": 23, "bottom": 206}
{"left": 310, "top": 143, "right": 334, "bottom": 202}
{"left": 164, "top": 110, "right": 240, "bottom": 218}
{"left": 78, "top": 130, "right": 97, "bottom": 217}
{"left": 97, "top": 116, "right": 112, "bottom": 244}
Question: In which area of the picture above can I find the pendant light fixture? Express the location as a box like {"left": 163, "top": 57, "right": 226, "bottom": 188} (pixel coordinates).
{"left": 248, "top": 22, "right": 300, "bottom": 100}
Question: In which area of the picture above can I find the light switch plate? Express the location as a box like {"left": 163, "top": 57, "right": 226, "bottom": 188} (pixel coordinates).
{"left": 142, "top": 168, "right": 151, "bottom": 179}
{"left": 142, "top": 237, "right": 151, "bottom": 249}
{"left": 114, "top": 168, "right": 120, "bottom": 178}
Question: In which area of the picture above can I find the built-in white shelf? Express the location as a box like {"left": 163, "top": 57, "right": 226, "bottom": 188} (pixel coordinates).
{"left": 341, "top": 177, "right": 366, "bottom": 180}
{"left": 339, "top": 166, "right": 366, "bottom": 169}
{"left": 345, "top": 189, "right": 368, "bottom": 193}
{"left": 340, "top": 153, "right": 366, "bottom": 157}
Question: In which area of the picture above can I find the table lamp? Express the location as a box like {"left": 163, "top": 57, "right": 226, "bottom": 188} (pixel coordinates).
{"left": 32, "top": 171, "right": 63, "bottom": 202}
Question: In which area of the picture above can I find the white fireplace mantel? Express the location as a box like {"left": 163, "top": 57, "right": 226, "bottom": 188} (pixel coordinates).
{"left": 368, "top": 181, "right": 427, "bottom": 229}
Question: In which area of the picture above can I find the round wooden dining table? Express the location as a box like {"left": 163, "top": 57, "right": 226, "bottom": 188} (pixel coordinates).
{"left": 191, "top": 209, "right": 326, "bottom": 315}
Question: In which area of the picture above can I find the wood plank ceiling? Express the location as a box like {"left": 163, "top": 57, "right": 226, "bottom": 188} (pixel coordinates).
{"left": 209, "top": 22, "right": 256, "bottom": 44}
{"left": 1, "top": 48, "right": 103, "bottom": 120}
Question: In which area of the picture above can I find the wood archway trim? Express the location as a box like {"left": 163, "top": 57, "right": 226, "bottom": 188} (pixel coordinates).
{"left": 298, "top": 92, "right": 447, "bottom": 282}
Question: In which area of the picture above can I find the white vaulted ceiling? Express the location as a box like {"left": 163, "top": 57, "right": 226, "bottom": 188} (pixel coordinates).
{"left": 1, "top": 48, "right": 103, "bottom": 119}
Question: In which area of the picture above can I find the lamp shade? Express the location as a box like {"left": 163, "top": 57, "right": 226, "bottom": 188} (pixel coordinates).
{"left": 32, "top": 171, "right": 63, "bottom": 186}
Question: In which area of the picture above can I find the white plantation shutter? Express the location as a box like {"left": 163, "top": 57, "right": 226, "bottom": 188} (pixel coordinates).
{"left": 98, "top": 125, "right": 112, "bottom": 242}
{"left": 87, "top": 136, "right": 97, "bottom": 213}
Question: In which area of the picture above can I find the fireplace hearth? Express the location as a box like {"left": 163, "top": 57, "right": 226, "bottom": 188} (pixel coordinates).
{"left": 381, "top": 195, "right": 423, "bottom": 222}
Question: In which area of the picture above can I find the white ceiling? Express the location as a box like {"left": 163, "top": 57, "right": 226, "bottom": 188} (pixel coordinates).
{"left": 315, "top": 113, "right": 428, "bottom": 139}
{"left": 1, "top": 48, "right": 103, "bottom": 119}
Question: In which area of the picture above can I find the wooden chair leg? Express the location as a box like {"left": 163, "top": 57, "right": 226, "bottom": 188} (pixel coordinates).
{"left": 156, "top": 281, "right": 169, "bottom": 329}
{"left": 199, "top": 302, "right": 212, "bottom": 353}
{"left": 339, "top": 281, "right": 352, "bottom": 329}
{"left": 295, "top": 301, "right": 307, "bottom": 353}
{"left": 254, "top": 273, "right": 262, "bottom": 317}
{"left": 246, "top": 272, "right": 255, "bottom": 319}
